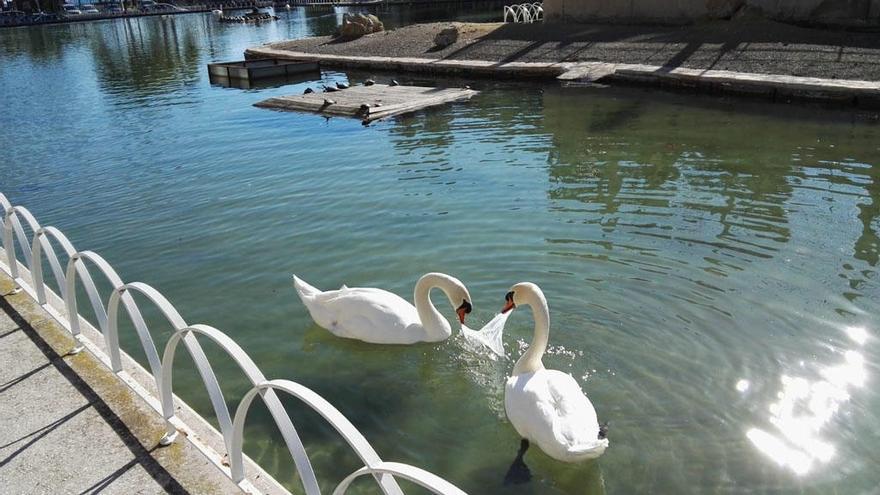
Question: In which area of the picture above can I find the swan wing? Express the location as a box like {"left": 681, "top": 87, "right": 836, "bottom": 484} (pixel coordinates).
{"left": 305, "top": 287, "right": 424, "bottom": 344}
{"left": 543, "top": 370, "right": 607, "bottom": 458}
{"left": 505, "top": 370, "right": 607, "bottom": 462}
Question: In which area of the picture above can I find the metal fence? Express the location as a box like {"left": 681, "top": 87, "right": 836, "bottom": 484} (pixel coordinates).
{"left": 0, "top": 192, "right": 466, "bottom": 495}
{"left": 503, "top": 2, "right": 542, "bottom": 23}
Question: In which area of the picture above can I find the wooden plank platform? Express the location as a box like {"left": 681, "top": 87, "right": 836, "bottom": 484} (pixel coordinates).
{"left": 254, "top": 84, "right": 479, "bottom": 122}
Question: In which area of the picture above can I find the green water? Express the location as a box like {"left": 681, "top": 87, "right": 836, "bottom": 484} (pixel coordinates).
{"left": 1, "top": 9, "right": 879, "bottom": 495}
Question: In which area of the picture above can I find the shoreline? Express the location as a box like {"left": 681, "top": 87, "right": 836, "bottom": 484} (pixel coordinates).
{"left": 248, "top": 21, "right": 880, "bottom": 108}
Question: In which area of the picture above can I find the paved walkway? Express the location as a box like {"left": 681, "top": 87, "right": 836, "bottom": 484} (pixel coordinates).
{"left": 0, "top": 289, "right": 239, "bottom": 495}
{"left": 267, "top": 20, "right": 880, "bottom": 81}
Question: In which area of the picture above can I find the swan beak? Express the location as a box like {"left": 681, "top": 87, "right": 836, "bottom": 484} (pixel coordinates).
{"left": 456, "top": 301, "right": 472, "bottom": 324}
{"left": 501, "top": 291, "right": 515, "bottom": 314}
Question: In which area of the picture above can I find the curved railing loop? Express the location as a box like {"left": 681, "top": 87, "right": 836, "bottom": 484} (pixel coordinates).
{"left": 3, "top": 204, "right": 41, "bottom": 279}
{"left": 105, "top": 284, "right": 165, "bottom": 382}
{"left": 64, "top": 250, "right": 124, "bottom": 339}
{"left": 0, "top": 194, "right": 16, "bottom": 279}
{"left": 9, "top": 206, "right": 41, "bottom": 269}
{"left": 231, "top": 379, "right": 404, "bottom": 495}
{"left": 334, "top": 462, "right": 468, "bottom": 495}
{"left": 503, "top": 2, "right": 542, "bottom": 23}
{"left": 161, "top": 324, "right": 322, "bottom": 495}
{"left": 31, "top": 226, "right": 78, "bottom": 305}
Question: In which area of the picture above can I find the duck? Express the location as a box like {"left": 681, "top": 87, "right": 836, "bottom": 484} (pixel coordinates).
{"left": 292, "top": 273, "right": 472, "bottom": 344}
{"left": 500, "top": 282, "right": 608, "bottom": 482}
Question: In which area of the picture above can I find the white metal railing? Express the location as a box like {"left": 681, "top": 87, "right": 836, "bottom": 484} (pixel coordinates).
{"left": 503, "top": 2, "right": 543, "bottom": 23}
{"left": 0, "top": 192, "right": 467, "bottom": 495}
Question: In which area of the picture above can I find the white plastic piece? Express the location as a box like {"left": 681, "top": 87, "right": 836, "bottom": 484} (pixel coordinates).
{"left": 159, "top": 430, "right": 179, "bottom": 446}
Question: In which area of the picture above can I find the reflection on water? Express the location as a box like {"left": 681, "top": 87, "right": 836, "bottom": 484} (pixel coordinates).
{"left": 747, "top": 327, "right": 870, "bottom": 475}
{"left": 1, "top": 10, "right": 880, "bottom": 495}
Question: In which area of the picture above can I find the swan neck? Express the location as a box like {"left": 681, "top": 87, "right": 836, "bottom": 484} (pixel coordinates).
{"left": 513, "top": 294, "right": 549, "bottom": 376}
{"left": 414, "top": 274, "right": 452, "bottom": 340}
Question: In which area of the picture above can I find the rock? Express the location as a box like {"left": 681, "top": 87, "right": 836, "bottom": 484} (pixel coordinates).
{"left": 731, "top": 3, "right": 765, "bottom": 20}
{"left": 336, "top": 13, "right": 384, "bottom": 40}
{"left": 706, "top": 0, "right": 744, "bottom": 19}
{"left": 339, "top": 20, "right": 369, "bottom": 40}
{"left": 433, "top": 25, "right": 460, "bottom": 49}
{"left": 303, "top": 87, "right": 314, "bottom": 94}
{"left": 366, "top": 14, "right": 384, "bottom": 32}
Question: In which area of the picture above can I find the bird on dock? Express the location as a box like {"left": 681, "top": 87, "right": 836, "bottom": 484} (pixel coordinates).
{"left": 324, "top": 86, "right": 339, "bottom": 93}
{"left": 336, "top": 82, "right": 350, "bottom": 90}
{"left": 323, "top": 99, "right": 336, "bottom": 106}
{"left": 390, "top": 79, "right": 400, "bottom": 86}
{"left": 303, "top": 87, "right": 314, "bottom": 94}
{"left": 364, "top": 79, "right": 375, "bottom": 86}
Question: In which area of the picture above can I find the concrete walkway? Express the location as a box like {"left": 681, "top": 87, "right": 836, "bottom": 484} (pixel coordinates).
{"left": 251, "top": 21, "right": 880, "bottom": 108}
{"left": 0, "top": 283, "right": 240, "bottom": 494}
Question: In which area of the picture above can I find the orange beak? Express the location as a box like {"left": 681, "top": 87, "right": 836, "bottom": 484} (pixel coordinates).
{"left": 455, "top": 300, "right": 472, "bottom": 324}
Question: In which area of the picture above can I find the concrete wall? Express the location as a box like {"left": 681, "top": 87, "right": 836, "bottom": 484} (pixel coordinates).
{"left": 544, "top": 0, "right": 880, "bottom": 26}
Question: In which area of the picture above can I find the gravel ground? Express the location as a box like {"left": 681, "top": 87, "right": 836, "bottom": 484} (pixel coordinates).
{"left": 268, "top": 20, "right": 880, "bottom": 81}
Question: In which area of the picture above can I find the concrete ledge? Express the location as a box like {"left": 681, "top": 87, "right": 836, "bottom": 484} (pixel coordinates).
{"left": 245, "top": 47, "right": 570, "bottom": 79}
{"left": 246, "top": 46, "right": 880, "bottom": 108}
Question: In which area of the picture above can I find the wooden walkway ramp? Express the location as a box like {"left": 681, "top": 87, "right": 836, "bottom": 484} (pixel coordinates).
{"left": 255, "top": 84, "right": 478, "bottom": 122}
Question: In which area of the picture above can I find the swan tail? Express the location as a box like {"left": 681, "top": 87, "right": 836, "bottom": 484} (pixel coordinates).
{"left": 292, "top": 275, "right": 322, "bottom": 300}
{"left": 566, "top": 437, "right": 609, "bottom": 459}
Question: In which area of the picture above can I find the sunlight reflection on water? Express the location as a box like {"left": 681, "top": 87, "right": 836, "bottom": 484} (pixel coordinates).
{"left": 746, "top": 327, "right": 870, "bottom": 475}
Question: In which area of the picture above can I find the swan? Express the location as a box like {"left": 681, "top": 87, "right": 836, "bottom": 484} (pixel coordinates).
{"left": 292, "top": 272, "right": 472, "bottom": 344}
{"left": 500, "top": 282, "right": 608, "bottom": 481}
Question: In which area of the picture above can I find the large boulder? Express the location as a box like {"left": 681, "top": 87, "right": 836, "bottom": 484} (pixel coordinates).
{"left": 337, "top": 13, "right": 384, "bottom": 40}
{"left": 339, "top": 19, "right": 369, "bottom": 40}
{"left": 366, "top": 14, "right": 384, "bottom": 32}
{"left": 433, "top": 25, "right": 460, "bottom": 49}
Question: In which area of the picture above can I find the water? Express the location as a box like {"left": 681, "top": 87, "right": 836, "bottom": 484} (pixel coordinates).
{"left": 2, "top": 8, "right": 879, "bottom": 495}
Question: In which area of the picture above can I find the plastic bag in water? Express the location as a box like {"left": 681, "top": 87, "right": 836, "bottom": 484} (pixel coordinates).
{"left": 461, "top": 311, "right": 510, "bottom": 358}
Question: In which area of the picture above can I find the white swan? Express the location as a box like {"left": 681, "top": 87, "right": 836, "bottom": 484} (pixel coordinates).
{"left": 501, "top": 282, "right": 608, "bottom": 468}
{"left": 292, "top": 273, "right": 472, "bottom": 344}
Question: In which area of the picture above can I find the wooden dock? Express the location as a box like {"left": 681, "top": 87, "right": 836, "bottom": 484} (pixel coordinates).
{"left": 254, "top": 84, "right": 479, "bottom": 122}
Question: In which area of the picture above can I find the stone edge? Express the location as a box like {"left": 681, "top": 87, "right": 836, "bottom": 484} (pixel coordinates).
{"left": 244, "top": 46, "right": 880, "bottom": 108}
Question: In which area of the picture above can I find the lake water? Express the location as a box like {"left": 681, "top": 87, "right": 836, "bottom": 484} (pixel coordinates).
{"left": 1, "top": 7, "right": 879, "bottom": 495}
